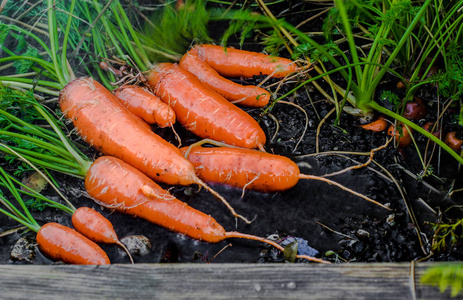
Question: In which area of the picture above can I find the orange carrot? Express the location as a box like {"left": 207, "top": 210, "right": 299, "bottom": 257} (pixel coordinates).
{"left": 36, "top": 222, "right": 110, "bottom": 265}
{"left": 358, "top": 116, "right": 388, "bottom": 132}
{"left": 146, "top": 63, "right": 267, "bottom": 150}
{"left": 192, "top": 44, "right": 300, "bottom": 78}
{"left": 85, "top": 156, "right": 327, "bottom": 263}
{"left": 179, "top": 146, "right": 389, "bottom": 209}
{"left": 59, "top": 77, "right": 203, "bottom": 186}
{"left": 445, "top": 131, "right": 463, "bottom": 152}
{"left": 179, "top": 46, "right": 271, "bottom": 107}
{"left": 387, "top": 123, "right": 412, "bottom": 148}
{"left": 114, "top": 85, "right": 176, "bottom": 127}
{"left": 72, "top": 207, "right": 134, "bottom": 263}
{"left": 59, "top": 78, "right": 249, "bottom": 222}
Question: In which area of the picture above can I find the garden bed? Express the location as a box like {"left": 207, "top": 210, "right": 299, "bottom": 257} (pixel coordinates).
{"left": 0, "top": 0, "right": 462, "bottom": 296}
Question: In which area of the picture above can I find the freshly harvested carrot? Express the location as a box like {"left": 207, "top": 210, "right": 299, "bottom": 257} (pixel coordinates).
{"left": 445, "top": 131, "right": 463, "bottom": 152}
{"left": 59, "top": 77, "right": 249, "bottom": 223}
{"left": 37, "top": 222, "right": 110, "bottom": 265}
{"left": 179, "top": 145, "right": 389, "bottom": 209}
{"left": 358, "top": 116, "right": 388, "bottom": 132}
{"left": 191, "top": 44, "right": 300, "bottom": 78}
{"left": 114, "top": 85, "right": 176, "bottom": 127}
{"left": 85, "top": 156, "right": 327, "bottom": 263}
{"left": 387, "top": 123, "right": 412, "bottom": 148}
{"left": 72, "top": 207, "right": 134, "bottom": 263}
{"left": 146, "top": 63, "right": 267, "bottom": 150}
{"left": 179, "top": 46, "right": 271, "bottom": 107}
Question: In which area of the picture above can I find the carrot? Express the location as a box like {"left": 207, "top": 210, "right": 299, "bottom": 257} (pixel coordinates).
{"left": 72, "top": 207, "right": 134, "bottom": 263}
{"left": 0, "top": 134, "right": 111, "bottom": 266}
{"left": 85, "top": 156, "right": 328, "bottom": 263}
{"left": 59, "top": 77, "right": 250, "bottom": 223}
{"left": 114, "top": 85, "right": 176, "bottom": 127}
{"left": 179, "top": 46, "right": 271, "bottom": 107}
{"left": 445, "top": 131, "right": 463, "bottom": 152}
{"left": 37, "top": 222, "right": 111, "bottom": 265}
{"left": 191, "top": 44, "right": 300, "bottom": 78}
{"left": 358, "top": 116, "right": 388, "bottom": 132}
{"left": 179, "top": 145, "right": 389, "bottom": 209}
{"left": 387, "top": 123, "right": 412, "bottom": 148}
{"left": 146, "top": 63, "right": 267, "bottom": 150}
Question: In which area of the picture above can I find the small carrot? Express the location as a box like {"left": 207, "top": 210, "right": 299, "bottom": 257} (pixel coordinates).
{"left": 59, "top": 77, "right": 250, "bottom": 223}
{"left": 85, "top": 156, "right": 328, "bottom": 263}
{"left": 72, "top": 207, "right": 134, "bottom": 263}
{"left": 387, "top": 123, "right": 412, "bottom": 148}
{"left": 114, "top": 85, "right": 176, "bottom": 127}
{"left": 445, "top": 131, "right": 463, "bottom": 152}
{"left": 37, "top": 222, "right": 111, "bottom": 265}
{"left": 358, "top": 116, "right": 388, "bottom": 132}
{"left": 179, "top": 145, "right": 389, "bottom": 209}
{"left": 146, "top": 63, "right": 267, "bottom": 150}
{"left": 179, "top": 46, "right": 271, "bottom": 107}
{"left": 191, "top": 44, "right": 300, "bottom": 78}
{"left": 0, "top": 150, "right": 111, "bottom": 266}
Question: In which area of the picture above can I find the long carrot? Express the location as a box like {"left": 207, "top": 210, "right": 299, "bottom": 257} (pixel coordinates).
{"left": 146, "top": 63, "right": 267, "bottom": 150}
{"left": 180, "top": 145, "right": 390, "bottom": 209}
{"left": 179, "top": 46, "right": 271, "bottom": 107}
{"left": 58, "top": 77, "right": 249, "bottom": 223}
{"left": 37, "top": 222, "right": 111, "bottom": 265}
{"left": 114, "top": 85, "right": 176, "bottom": 128}
{"left": 85, "top": 156, "right": 328, "bottom": 263}
{"left": 191, "top": 44, "right": 300, "bottom": 78}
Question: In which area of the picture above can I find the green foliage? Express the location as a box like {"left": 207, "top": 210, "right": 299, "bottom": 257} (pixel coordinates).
{"left": 429, "top": 218, "right": 463, "bottom": 252}
{"left": 143, "top": 0, "right": 213, "bottom": 62}
{"left": 13, "top": 47, "right": 41, "bottom": 74}
{"left": 421, "top": 264, "right": 463, "bottom": 297}
{"left": 435, "top": 42, "right": 463, "bottom": 102}
{"left": 293, "top": 42, "right": 341, "bottom": 63}
{"left": 24, "top": 196, "right": 47, "bottom": 212}
{"left": 380, "top": 90, "right": 401, "bottom": 111}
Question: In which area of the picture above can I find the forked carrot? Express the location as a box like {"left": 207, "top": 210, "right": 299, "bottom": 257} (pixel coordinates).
{"left": 72, "top": 207, "right": 134, "bottom": 263}
{"left": 114, "top": 85, "right": 176, "bottom": 128}
{"left": 85, "top": 156, "right": 328, "bottom": 263}
{"left": 179, "top": 46, "right": 271, "bottom": 107}
{"left": 36, "top": 222, "right": 110, "bottom": 265}
{"left": 146, "top": 63, "right": 267, "bottom": 150}
{"left": 180, "top": 145, "right": 390, "bottom": 209}
{"left": 59, "top": 77, "right": 251, "bottom": 223}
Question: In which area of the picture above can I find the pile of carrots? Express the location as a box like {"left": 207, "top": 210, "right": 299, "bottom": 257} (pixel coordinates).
{"left": 2, "top": 44, "right": 386, "bottom": 265}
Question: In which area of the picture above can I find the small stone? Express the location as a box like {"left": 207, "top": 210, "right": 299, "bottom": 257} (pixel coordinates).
{"left": 120, "top": 235, "right": 152, "bottom": 256}
{"left": 10, "top": 236, "right": 36, "bottom": 263}
{"left": 287, "top": 282, "right": 296, "bottom": 289}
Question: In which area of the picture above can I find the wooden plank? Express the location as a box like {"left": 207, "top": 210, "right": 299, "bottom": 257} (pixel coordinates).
{"left": 0, "top": 262, "right": 460, "bottom": 299}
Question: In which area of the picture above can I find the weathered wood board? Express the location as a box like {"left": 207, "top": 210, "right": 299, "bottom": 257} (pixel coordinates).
{"left": 0, "top": 262, "right": 461, "bottom": 299}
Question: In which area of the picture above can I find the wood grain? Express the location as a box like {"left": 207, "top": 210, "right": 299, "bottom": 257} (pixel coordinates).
{"left": 0, "top": 262, "right": 460, "bottom": 299}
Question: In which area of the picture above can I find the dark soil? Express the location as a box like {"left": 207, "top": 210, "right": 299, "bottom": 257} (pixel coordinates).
{"left": 1, "top": 0, "right": 462, "bottom": 265}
